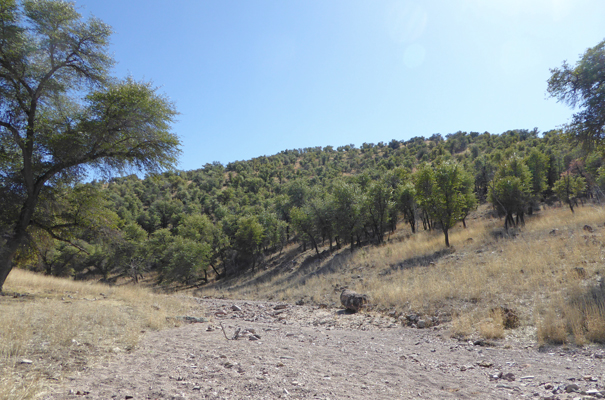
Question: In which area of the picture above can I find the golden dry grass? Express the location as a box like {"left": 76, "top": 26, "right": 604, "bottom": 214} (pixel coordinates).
{"left": 199, "top": 203, "right": 605, "bottom": 345}
{"left": 0, "top": 270, "right": 199, "bottom": 400}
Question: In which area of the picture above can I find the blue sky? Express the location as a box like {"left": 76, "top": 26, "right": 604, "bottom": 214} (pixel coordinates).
{"left": 75, "top": 0, "right": 605, "bottom": 171}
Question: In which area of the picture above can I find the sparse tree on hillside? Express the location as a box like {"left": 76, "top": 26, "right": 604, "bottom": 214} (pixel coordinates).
{"left": 553, "top": 172, "right": 586, "bottom": 213}
{"left": 488, "top": 157, "right": 532, "bottom": 229}
{"left": 0, "top": 0, "right": 180, "bottom": 291}
{"left": 395, "top": 181, "right": 418, "bottom": 233}
{"left": 414, "top": 162, "right": 475, "bottom": 247}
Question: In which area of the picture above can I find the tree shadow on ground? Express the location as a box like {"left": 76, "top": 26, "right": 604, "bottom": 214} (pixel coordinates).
{"left": 379, "top": 247, "right": 456, "bottom": 277}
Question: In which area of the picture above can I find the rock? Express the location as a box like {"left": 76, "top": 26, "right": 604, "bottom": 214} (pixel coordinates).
{"left": 295, "top": 299, "right": 305, "bottom": 306}
{"left": 407, "top": 314, "right": 419, "bottom": 323}
{"left": 273, "top": 304, "right": 288, "bottom": 310}
{"left": 417, "top": 319, "right": 426, "bottom": 329}
{"left": 340, "top": 289, "right": 368, "bottom": 312}
{"left": 20, "top": 359, "right": 33, "bottom": 364}
{"left": 502, "top": 372, "right": 515, "bottom": 381}
{"left": 478, "top": 360, "right": 493, "bottom": 368}
{"left": 231, "top": 305, "right": 242, "bottom": 312}
{"left": 565, "top": 384, "right": 580, "bottom": 393}
{"left": 177, "top": 316, "right": 208, "bottom": 323}
{"left": 584, "top": 225, "right": 594, "bottom": 232}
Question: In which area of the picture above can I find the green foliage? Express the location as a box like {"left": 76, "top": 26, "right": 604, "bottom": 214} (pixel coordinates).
{"left": 0, "top": 0, "right": 180, "bottom": 291}
{"left": 234, "top": 216, "right": 264, "bottom": 268}
{"left": 414, "top": 162, "right": 475, "bottom": 246}
{"left": 553, "top": 172, "right": 586, "bottom": 213}
{"left": 332, "top": 180, "right": 363, "bottom": 250}
{"left": 525, "top": 148, "right": 549, "bottom": 198}
{"left": 548, "top": 38, "right": 605, "bottom": 151}
{"left": 488, "top": 156, "right": 533, "bottom": 229}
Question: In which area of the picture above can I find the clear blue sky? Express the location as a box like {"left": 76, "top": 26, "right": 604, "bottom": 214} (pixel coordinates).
{"left": 75, "top": 0, "right": 605, "bottom": 171}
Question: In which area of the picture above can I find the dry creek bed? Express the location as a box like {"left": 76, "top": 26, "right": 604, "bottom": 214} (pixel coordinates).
{"left": 43, "top": 298, "right": 605, "bottom": 400}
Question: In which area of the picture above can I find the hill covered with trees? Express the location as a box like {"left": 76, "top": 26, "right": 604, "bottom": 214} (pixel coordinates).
{"left": 19, "top": 127, "right": 604, "bottom": 285}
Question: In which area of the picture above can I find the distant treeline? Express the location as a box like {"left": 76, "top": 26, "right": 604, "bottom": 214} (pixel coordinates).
{"left": 25, "top": 129, "right": 603, "bottom": 284}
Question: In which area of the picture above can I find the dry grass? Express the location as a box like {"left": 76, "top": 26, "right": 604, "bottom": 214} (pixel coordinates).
{"left": 0, "top": 270, "right": 199, "bottom": 400}
{"left": 198, "top": 203, "right": 605, "bottom": 345}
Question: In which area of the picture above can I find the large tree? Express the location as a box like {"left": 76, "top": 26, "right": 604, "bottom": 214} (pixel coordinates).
{"left": 547, "top": 39, "right": 605, "bottom": 149}
{"left": 0, "top": 0, "right": 180, "bottom": 291}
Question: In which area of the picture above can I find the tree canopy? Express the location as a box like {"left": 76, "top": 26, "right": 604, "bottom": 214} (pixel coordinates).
{"left": 548, "top": 39, "right": 605, "bottom": 150}
{"left": 0, "top": 0, "right": 180, "bottom": 291}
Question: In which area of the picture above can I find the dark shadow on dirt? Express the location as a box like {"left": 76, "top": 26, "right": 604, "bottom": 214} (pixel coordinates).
{"left": 379, "top": 247, "right": 455, "bottom": 277}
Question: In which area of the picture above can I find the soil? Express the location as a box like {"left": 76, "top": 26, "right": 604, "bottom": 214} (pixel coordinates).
{"left": 45, "top": 298, "right": 605, "bottom": 400}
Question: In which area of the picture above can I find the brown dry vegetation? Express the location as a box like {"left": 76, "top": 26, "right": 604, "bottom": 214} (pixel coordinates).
{"left": 0, "top": 271, "right": 200, "bottom": 400}
{"left": 3, "top": 204, "right": 605, "bottom": 399}
{"left": 197, "top": 204, "right": 605, "bottom": 346}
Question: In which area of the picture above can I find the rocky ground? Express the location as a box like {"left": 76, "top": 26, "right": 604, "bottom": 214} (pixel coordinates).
{"left": 45, "top": 298, "right": 605, "bottom": 400}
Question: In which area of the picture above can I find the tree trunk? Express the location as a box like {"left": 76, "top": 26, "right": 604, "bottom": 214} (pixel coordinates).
{"left": 0, "top": 237, "right": 24, "bottom": 292}
{"left": 443, "top": 227, "right": 450, "bottom": 247}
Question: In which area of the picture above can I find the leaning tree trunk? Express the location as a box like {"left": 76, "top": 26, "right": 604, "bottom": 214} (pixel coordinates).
{"left": 0, "top": 236, "right": 24, "bottom": 292}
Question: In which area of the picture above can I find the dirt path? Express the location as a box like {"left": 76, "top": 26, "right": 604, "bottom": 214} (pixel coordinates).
{"left": 45, "top": 299, "right": 605, "bottom": 400}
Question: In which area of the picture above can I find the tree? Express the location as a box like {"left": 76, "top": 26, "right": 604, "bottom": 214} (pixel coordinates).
{"left": 488, "top": 157, "right": 532, "bottom": 229}
{"left": 331, "top": 180, "right": 363, "bottom": 251}
{"left": 0, "top": 0, "right": 180, "bottom": 291}
{"left": 414, "top": 162, "right": 475, "bottom": 247}
{"left": 524, "top": 148, "right": 549, "bottom": 203}
{"left": 395, "top": 181, "right": 417, "bottom": 233}
{"left": 547, "top": 39, "right": 605, "bottom": 150}
{"left": 364, "top": 179, "right": 394, "bottom": 244}
{"left": 234, "top": 216, "right": 264, "bottom": 269}
{"left": 553, "top": 172, "right": 586, "bottom": 213}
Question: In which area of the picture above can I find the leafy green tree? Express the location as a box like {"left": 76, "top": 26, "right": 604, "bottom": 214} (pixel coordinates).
{"left": 290, "top": 206, "right": 322, "bottom": 255}
{"left": 553, "top": 172, "right": 586, "bottom": 213}
{"left": 332, "top": 180, "right": 363, "bottom": 251}
{"left": 234, "top": 216, "right": 264, "bottom": 269}
{"left": 395, "top": 181, "right": 417, "bottom": 233}
{"left": 524, "top": 148, "right": 549, "bottom": 202}
{"left": 488, "top": 157, "right": 532, "bottom": 229}
{"left": 548, "top": 39, "right": 605, "bottom": 150}
{"left": 414, "top": 162, "right": 475, "bottom": 247}
{"left": 364, "top": 179, "right": 394, "bottom": 243}
{"left": 0, "top": 0, "right": 180, "bottom": 291}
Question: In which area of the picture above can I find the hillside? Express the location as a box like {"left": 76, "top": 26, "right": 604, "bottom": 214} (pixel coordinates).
{"left": 17, "top": 128, "right": 599, "bottom": 285}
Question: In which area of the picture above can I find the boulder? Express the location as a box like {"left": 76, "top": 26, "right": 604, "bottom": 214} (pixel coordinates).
{"left": 340, "top": 289, "right": 368, "bottom": 312}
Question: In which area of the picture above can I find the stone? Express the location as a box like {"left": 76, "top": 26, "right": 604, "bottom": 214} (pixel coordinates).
{"left": 549, "top": 229, "right": 559, "bottom": 235}
{"left": 177, "top": 316, "right": 208, "bottom": 323}
{"left": 565, "top": 384, "right": 580, "bottom": 393}
{"left": 417, "top": 319, "right": 426, "bottom": 329}
{"left": 274, "top": 304, "right": 288, "bottom": 310}
{"left": 503, "top": 373, "right": 515, "bottom": 381}
{"left": 20, "top": 359, "right": 33, "bottom": 364}
{"left": 340, "top": 289, "right": 368, "bottom": 312}
{"left": 583, "top": 225, "right": 594, "bottom": 232}
{"left": 231, "top": 305, "right": 242, "bottom": 312}
{"left": 478, "top": 360, "right": 493, "bottom": 368}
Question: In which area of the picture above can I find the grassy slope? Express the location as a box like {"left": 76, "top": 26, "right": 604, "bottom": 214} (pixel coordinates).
{"left": 0, "top": 271, "right": 201, "bottom": 400}
{"left": 3, "top": 203, "right": 604, "bottom": 399}
{"left": 196, "top": 203, "right": 605, "bottom": 345}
